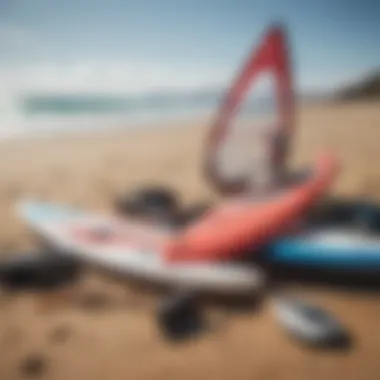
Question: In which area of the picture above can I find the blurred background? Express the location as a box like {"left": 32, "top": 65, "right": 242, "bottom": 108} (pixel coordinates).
{"left": 1, "top": 0, "right": 378, "bottom": 139}
{"left": 0, "top": 2, "right": 380, "bottom": 380}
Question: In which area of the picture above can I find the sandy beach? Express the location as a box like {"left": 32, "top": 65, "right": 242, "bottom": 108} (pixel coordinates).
{"left": 0, "top": 100, "right": 380, "bottom": 380}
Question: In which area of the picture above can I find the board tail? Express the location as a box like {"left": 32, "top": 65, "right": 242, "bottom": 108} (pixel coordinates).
{"left": 204, "top": 23, "right": 294, "bottom": 195}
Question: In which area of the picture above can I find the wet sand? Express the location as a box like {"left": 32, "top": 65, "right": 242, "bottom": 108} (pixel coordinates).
{"left": 0, "top": 100, "right": 380, "bottom": 379}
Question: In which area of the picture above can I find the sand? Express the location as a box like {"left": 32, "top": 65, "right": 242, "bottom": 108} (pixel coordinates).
{"left": 0, "top": 100, "right": 380, "bottom": 379}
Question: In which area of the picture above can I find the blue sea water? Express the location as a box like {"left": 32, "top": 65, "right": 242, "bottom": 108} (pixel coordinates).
{"left": 0, "top": 89, "right": 275, "bottom": 140}
{"left": 21, "top": 92, "right": 222, "bottom": 115}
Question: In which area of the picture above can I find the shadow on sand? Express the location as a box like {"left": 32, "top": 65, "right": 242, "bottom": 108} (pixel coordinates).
{"left": 263, "top": 263, "right": 380, "bottom": 294}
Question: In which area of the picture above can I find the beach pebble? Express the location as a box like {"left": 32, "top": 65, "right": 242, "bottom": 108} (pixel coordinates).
{"left": 49, "top": 324, "right": 72, "bottom": 344}
{"left": 75, "top": 291, "right": 113, "bottom": 311}
{"left": 19, "top": 354, "right": 47, "bottom": 377}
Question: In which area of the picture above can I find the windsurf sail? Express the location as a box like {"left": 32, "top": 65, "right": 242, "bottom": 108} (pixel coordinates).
{"left": 204, "top": 23, "right": 294, "bottom": 195}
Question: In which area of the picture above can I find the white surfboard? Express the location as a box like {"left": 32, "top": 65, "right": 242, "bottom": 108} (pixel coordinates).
{"left": 16, "top": 200, "right": 264, "bottom": 296}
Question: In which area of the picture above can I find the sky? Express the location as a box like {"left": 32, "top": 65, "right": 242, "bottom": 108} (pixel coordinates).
{"left": 0, "top": 0, "right": 379, "bottom": 95}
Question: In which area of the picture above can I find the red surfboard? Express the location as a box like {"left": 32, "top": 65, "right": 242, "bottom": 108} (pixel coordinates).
{"left": 166, "top": 153, "right": 339, "bottom": 263}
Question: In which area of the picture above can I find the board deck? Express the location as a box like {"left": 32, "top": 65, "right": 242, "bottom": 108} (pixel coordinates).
{"left": 16, "top": 200, "right": 263, "bottom": 295}
{"left": 17, "top": 200, "right": 171, "bottom": 253}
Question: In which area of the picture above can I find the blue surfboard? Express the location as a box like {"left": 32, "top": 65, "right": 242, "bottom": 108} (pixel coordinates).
{"left": 266, "top": 227, "right": 380, "bottom": 271}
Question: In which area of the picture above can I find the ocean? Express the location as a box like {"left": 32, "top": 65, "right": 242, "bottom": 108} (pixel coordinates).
{"left": 0, "top": 89, "right": 275, "bottom": 140}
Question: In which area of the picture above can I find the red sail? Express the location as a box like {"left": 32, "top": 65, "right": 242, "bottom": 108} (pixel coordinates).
{"left": 204, "top": 23, "right": 294, "bottom": 195}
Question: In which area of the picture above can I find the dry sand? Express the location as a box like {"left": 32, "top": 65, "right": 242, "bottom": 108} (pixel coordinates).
{"left": 0, "top": 100, "right": 380, "bottom": 379}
